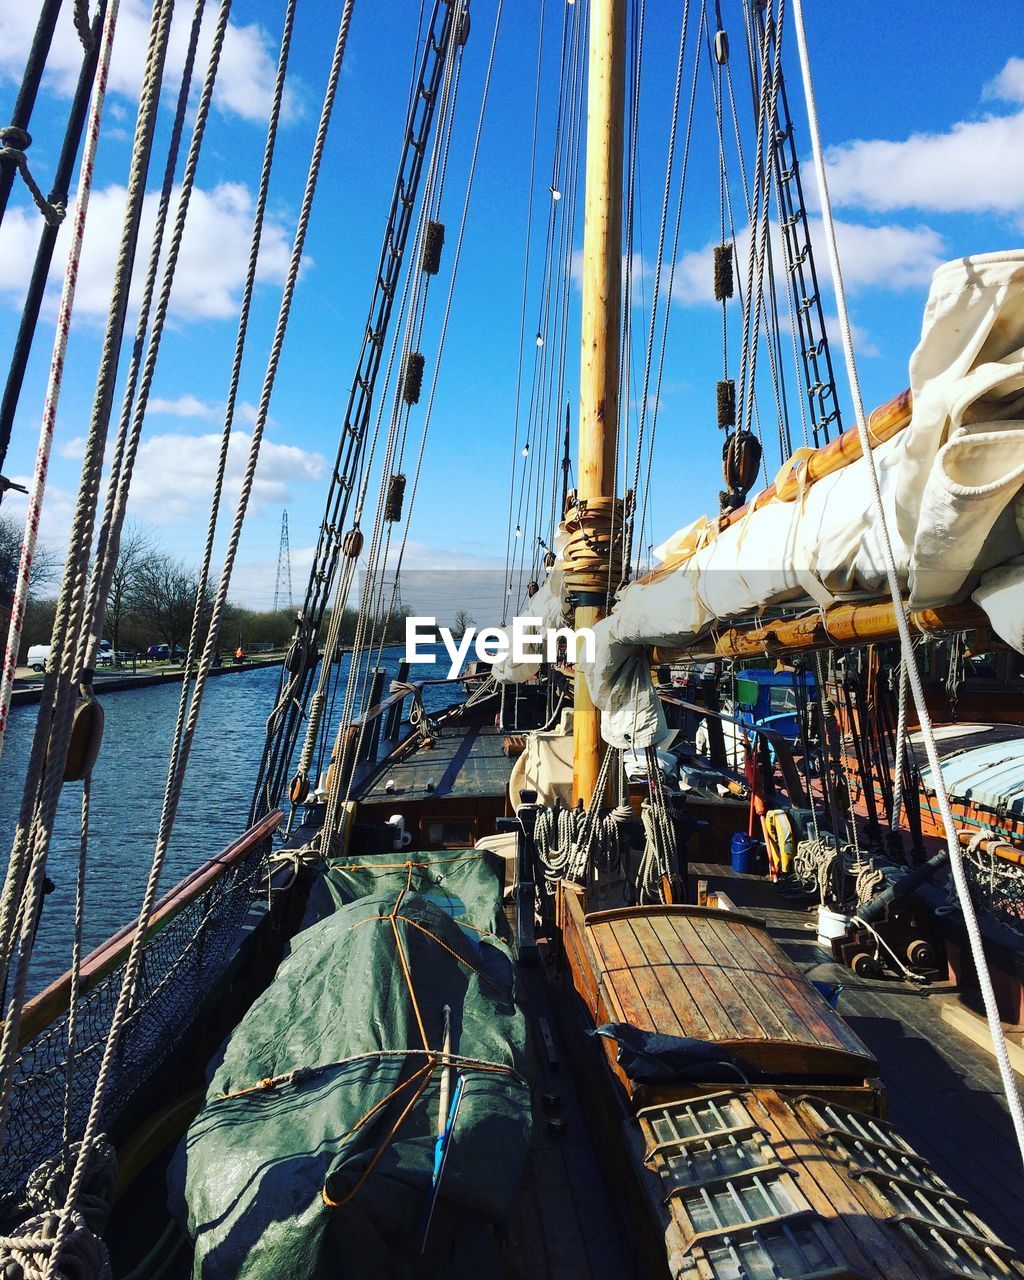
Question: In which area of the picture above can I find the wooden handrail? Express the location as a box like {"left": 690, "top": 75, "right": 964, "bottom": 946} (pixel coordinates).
{"left": 17, "top": 808, "right": 284, "bottom": 1047}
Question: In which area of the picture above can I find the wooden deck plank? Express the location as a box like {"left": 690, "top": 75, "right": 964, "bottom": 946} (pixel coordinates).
{"left": 618, "top": 919, "right": 689, "bottom": 1037}
{"left": 690, "top": 862, "right": 1024, "bottom": 1257}
{"left": 671, "top": 920, "right": 766, "bottom": 1041}
{"left": 754, "top": 1091, "right": 922, "bottom": 1279}
{"left": 699, "top": 919, "right": 797, "bottom": 1043}
{"left": 653, "top": 915, "right": 737, "bottom": 1042}
{"left": 582, "top": 906, "right": 875, "bottom": 1082}
{"left": 591, "top": 919, "right": 655, "bottom": 1028}
{"left": 627, "top": 915, "right": 709, "bottom": 1039}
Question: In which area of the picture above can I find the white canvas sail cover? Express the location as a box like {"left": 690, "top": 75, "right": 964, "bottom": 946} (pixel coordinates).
{"left": 496, "top": 252, "right": 1024, "bottom": 748}
{"left": 583, "top": 250, "right": 1024, "bottom": 743}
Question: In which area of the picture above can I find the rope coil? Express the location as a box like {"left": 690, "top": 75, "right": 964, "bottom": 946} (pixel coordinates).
{"left": 560, "top": 494, "right": 624, "bottom": 601}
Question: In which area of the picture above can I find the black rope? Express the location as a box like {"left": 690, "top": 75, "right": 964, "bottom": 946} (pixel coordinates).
{"left": 0, "top": 0, "right": 62, "bottom": 228}
{"left": 0, "top": 2, "right": 107, "bottom": 478}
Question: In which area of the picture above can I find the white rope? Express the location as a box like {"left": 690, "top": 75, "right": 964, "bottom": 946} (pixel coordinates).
{"left": 0, "top": 0, "right": 121, "bottom": 759}
{"left": 38, "top": 9, "right": 357, "bottom": 1275}
{"left": 791, "top": 0, "right": 1024, "bottom": 1169}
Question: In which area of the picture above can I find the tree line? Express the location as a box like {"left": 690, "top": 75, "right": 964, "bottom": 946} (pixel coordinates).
{"left": 0, "top": 514, "right": 409, "bottom": 662}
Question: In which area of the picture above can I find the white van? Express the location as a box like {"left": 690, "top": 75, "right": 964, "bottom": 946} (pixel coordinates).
{"left": 26, "top": 644, "right": 50, "bottom": 672}
{"left": 26, "top": 640, "right": 113, "bottom": 672}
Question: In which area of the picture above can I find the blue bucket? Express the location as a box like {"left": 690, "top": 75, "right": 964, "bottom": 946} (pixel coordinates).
{"left": 731, "top": 831, "right": 759, "bottom": 875}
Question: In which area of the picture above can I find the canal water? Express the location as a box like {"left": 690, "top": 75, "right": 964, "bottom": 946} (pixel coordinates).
{"left": 0, "top": 645, "right": 462, "bottom": 993}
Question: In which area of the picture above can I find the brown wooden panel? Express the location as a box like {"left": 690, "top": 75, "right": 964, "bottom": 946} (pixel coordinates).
{"left": 583, "top": 904, "right": 877, "bottom": 1087}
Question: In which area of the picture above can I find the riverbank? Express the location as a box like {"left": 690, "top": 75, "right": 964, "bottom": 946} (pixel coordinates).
{"left": 10, "top": 655, "right": 285, "bottom": 707}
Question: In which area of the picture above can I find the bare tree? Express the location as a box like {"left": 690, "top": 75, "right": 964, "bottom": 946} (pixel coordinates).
{"left": 452, "top": 609, "right": 474, "bottom": 639}
{"left": 105, "top": 520, "right": 152, "bottom": 655}
{"left": 128, "top": 553, "right": 205, "bottom": 655}
{"left": 0, "top": 512, "right": 60, "bottom": 607}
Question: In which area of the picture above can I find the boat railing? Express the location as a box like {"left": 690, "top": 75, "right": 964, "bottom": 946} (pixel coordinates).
{"left": 1, "top": 808, "right": 285, "bottom": 1206}
{"left": 17, "top": 807, "right": 284, "bottom": 1049}
{"left": 341, "top": 672, "right": 491, "bottom": 777}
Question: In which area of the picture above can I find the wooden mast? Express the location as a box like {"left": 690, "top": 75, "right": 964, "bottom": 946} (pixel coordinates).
{"left": 573, "top": 0, "right": 626, "bottom": 805}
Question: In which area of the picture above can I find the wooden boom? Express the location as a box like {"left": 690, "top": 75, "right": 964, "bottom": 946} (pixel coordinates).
{"left": 651, "top": 598, "right": 988, "bottom": 663}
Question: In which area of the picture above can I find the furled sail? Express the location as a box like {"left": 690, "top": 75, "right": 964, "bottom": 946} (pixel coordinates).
{"left": 580, "top": 250, "right": 1024, "bottom": 742}
{"left": 495, "top": 252, "right": 1024, "bottom": 747}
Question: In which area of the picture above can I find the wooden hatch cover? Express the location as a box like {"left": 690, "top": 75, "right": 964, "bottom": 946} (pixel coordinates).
{"left": 565, "top": 899, "right": 877, "bottom": 1091}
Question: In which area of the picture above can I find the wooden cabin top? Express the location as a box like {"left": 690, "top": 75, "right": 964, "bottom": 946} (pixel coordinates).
{"left": 564, "top": 897, "right": 877, "bottom": 1087}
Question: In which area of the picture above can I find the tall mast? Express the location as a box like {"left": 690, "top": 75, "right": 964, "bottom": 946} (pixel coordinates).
{"left": 572, "top": 0, "right": 626, "bottom": 805}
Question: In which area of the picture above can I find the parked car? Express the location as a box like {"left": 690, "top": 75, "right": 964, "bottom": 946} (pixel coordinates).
{"left": 97, "top": 639, "right": 114, "bottom": 666}
{"left": 146, "top": 644, "right": 185, "bottom": 661}
{"left": 26, "top": 643, "right": 50, "bottom": 673}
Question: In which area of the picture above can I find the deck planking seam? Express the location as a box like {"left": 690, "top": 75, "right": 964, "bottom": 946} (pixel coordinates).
{"left": 698, "top": 917, "right": 801, "bottom": 1043}
{"left": 621, "top": 918, "right": 694, "bottom": 1038}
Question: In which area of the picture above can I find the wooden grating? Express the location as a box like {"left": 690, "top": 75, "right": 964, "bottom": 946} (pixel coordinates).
{"left": 632, "top": 1088, "right": 1024, "bottom": 1280}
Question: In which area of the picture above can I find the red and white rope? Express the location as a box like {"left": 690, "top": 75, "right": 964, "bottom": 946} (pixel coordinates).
{"left": 0, "top": 0, "right": 122, "bottom": 759}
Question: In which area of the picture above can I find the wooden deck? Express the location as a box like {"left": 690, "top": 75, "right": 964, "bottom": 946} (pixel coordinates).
{"left": 691, "top": 863, "right": 1024, "bottom": 1258}
{"left": 634, "top": 1086, "right": 1024, "bottom": 1280}
{"left": 361, "top": 723, "right": 513, "bottom": 802}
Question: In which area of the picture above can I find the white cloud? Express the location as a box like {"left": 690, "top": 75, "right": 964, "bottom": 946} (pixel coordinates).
{"left": 0, "top": 181, "right": 296, "bottom": 321}
{"left": 671, "top": 218, "right": 944, "bottom": 306}
{"left": 822, "top": 313, "right": 879, "bottom": 360}
{"left": 0, "top": 0, "right": 299, "bottom": 124}
{"left": 126, "top": 429, "right": 324, "bottom": 524}
{"left": 148, "top": 394, "right": 219, "bottom": 420}
{"left": 823, "top": 106, "right": 1024, "bottom": 216}
{"left": 984, "top": 56, "right": 1024, "bottom": 105}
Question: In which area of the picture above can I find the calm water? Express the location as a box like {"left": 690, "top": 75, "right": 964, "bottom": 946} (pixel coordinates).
{"left": 0, "top": 646, "right": 461, "bottom": 993}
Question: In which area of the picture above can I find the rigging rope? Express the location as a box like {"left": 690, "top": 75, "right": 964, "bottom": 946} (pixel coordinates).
{"left": 790, "top": 0, "right": 1024, "bottom": 1171}
{"left": 0, "top": 0, "right": 171, "bottom": 1139}
{"left": 0, "top": 0, "right": 122, "bottom": 758}
{"left": 358, "top": 0, "right": 506, "bottom": 747}
{"left": 37, "top": 7, "right": 357, "bottom": 1273}
{"left": 79, "top": 0, "right": 215, "bottom": 679}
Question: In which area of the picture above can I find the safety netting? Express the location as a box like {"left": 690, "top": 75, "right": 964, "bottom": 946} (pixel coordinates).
{"left": 0, "top": 834, "right": 271, "bottom": 1217}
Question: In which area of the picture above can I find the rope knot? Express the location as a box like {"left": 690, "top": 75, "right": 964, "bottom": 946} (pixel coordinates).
{"left": 560, "top": 494, "right": 624, "bottom": 606}
{"left": 0, "top": 126, "right": 30, "bottom": 152}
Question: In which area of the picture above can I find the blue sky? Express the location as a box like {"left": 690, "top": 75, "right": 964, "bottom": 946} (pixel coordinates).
{"left": 0, "top": 0, "right": 1022, "bottom": 615}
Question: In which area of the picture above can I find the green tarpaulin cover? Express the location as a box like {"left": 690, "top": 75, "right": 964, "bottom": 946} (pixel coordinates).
{"left": 170, "top": 853, "right": 529, "bottom": 1279}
